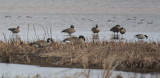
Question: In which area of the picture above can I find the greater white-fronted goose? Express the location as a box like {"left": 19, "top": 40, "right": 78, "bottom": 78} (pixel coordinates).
{"left": 61, "top": 25, "right": 76, "bottom": 36}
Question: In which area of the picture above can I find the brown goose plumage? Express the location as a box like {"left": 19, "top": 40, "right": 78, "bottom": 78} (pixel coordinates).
{"left": 63, "top": 35, "right": 85, "bottom": 43}
{"left": 91, "top": 24, "right": 100, "bottom": 34}
{"left": 8, "top": 26, "right": 20, "bottom": 33}
{"left": 110, "top": 25, "right": 121, "bottom": 36}
{"left": 135, "top": 34, "right": 148, "bottom": 40}
{"left": 29, "top": 38, "right": 53, "bottom": 48}
{"left": 120, "top": 27, "right": 126, "bottom": 37}
{"left": 61, "top": 25, "right": 76, "bottom": 36}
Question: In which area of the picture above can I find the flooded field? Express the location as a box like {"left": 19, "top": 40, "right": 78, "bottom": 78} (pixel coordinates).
{"left": 0, "top": 14, "right": 160, "bottom": 42}
{"left": 0, "top": 0, "right": 160, "bottom": 78}
{"left": 0, "top": 0, "right": 159, "bottom": 42}
{"left": 0, "top": 63, "right": 160, "bottom": 78}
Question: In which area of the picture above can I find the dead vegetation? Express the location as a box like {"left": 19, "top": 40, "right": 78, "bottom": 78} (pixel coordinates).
{"left": 0, "top": 40, "right": 160, "bottom": 72}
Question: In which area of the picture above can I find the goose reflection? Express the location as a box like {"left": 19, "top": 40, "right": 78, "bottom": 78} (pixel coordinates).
{"left": 110, "top": 34, "right": 120, "bottom": 40}
{"left": 92, "top": 34, "right": 100, "bottom": 42}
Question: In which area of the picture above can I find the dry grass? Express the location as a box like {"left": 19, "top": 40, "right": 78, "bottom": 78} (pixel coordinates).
{"left": 0, "top": 40, "right": 160, "bottom": 72}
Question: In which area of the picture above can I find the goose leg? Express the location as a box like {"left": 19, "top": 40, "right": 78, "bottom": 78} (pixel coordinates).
{"left": 117, "top": 32, "right": 119, "bottom": 38}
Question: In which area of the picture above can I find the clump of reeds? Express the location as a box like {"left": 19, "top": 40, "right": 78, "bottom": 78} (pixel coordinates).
{"left": 0, "top": 39, "right": 160, "bottom": 72}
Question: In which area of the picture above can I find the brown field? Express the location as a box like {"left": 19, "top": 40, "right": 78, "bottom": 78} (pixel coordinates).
{"left": 0, "top": 40, "right": 160, "bottom": 73}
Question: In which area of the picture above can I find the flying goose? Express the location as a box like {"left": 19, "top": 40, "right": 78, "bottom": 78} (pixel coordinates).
{"left": 29, "top": 38, "right": 53, "bottom": 48}
{"left": 61, "top": 25, "right": 76, "bottom": 36}
{"left": 91, "top": 24, "right": 100, "bottom": 34}
{"left": 110, "top": 25, "right": 121, "bottom": 36}
{"left": 135, "top": 34, "right": 148, "bottom": 40}
{"left": 63, "top": 35, "right": 85, "bottom": 43}
{"left": 8, "top": 26, "right": 20, "bottom": 33}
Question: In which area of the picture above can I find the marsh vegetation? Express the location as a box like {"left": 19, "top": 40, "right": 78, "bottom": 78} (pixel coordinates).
{"left": 0, "top": 39, "right": 160, "bottom": 72}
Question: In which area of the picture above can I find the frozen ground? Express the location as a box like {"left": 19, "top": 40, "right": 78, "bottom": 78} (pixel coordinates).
{"left": 0, "top": 63, "right": 160, "bottom": 78}
{"left": 0, "top": 0, "right": 159, "bottom": 41}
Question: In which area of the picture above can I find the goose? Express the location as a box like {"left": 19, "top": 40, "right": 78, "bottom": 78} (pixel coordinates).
{"left": 63, "top": 35, "right": 85, "bottom": 43}
{"left": 135, "top": 34, "right": 148, "bottom": 40}
{"left": 8, "top": 26, "right": 20, "bottom": 33}
{"left": 110, "top": 25, "right": 121, "bottom": 36}
{"left": 91, "top": 24, "right": 100, "bottom": 34}
{"left": 120, "top": 27, "right": 126, "bottom": 37}
{"left": 61, "top": 25, "right": 76, "bottom": 36}
{"left": 29, "top": 38, "right": 53, "bottom": 48}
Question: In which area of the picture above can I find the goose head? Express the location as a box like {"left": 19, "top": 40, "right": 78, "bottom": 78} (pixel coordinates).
{"left": 96, "top": 24, "right": 98, "bottom": 28}
{"left": 79, "top": 35, "right": 85, "bottom": 41}
{"left": 144, "top": 35, "right": 148, "bottom": 39}
{"left": 71, "top": 25, "right": 74, "bottom": 28}
{"left": 47, "top": 38, "right": 53, "bottom": 43}
{"left": 17, "top": 26, "right": 20, "bottom": 29}
{"left": 120, "top": 27, "right": 124, "bottom": 30}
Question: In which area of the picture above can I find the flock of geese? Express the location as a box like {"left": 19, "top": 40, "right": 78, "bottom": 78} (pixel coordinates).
{"left": 7, "top": 25, "right": 148, "bottom": 47}
{"left": 60, "top": 24, "right": 148, "bottom": 40}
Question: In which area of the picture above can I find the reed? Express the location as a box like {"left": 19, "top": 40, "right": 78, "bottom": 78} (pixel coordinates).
{"left": 1, "top": 24, "right": 159, "bottom": 78}
{"left": 0, "top": 39, "right": 160, "bottom": 72}
{"left": 27, "top": 23, "right": 30, "bottom": 42}
{"left": 33, "top": 24, "right": 38, "bottom": 40}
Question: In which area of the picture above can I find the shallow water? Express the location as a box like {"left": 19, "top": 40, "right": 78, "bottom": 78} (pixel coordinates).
{"left": 0, "top": 0, "right": 160, "bottom": 42}
{"left": 0, "top": 63, "right": 160, "bottom": 78}
{"left": 0, "top": 1, "right": 160, "bottom": 78}
{"left": 0, "top": 0, "right": 160, "bottom": 78}
{"left": 0, "top": 14, "right": 159, "bottom": 42}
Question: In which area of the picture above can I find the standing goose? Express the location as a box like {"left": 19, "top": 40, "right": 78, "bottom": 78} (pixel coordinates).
{"left": 91, "top": 24, "right": 100, "bottom": 34}
{"left": 63, "top": 35, "right": 85, "bottom": 43}
{"left": 110, "top": 25, "right": 121, "bottom": 36}
{"left": 135, "top": 34, "right": 148, "bottom": 40}
{"left": 8, "top": 26, "right": 20, "bottom": 33}
{"left": 29, "top": 38, "right": 53, "bottom": 48}
{"left": 61, "top": 25, "right": 76, "bottom": 36}
{"left": 120, "top": 27, "right": 126, "bottom": 37}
